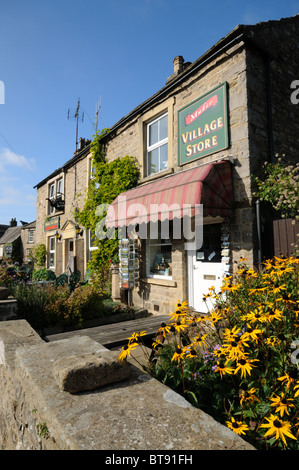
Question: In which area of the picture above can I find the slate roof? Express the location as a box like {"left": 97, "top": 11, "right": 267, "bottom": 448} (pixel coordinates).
{"left": 0, "top": 226, "right": 22, "bottom": 244}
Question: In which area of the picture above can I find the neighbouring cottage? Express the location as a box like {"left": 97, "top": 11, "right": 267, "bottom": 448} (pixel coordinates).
{"left": 34, "top": 15, "right": 299, "bottom": 314}
{"left": 0, "top": 219, "right": 36, "bottom": 265}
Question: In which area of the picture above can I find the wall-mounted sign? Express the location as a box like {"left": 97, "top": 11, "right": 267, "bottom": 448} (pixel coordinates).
{"left": 44, "top": 216, "right": 60, "bottom": 231}
{"left": 178, "top": 82, "right": 229, "bottom": 165}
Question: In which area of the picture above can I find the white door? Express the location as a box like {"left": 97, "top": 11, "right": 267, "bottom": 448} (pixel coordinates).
{"left": 66, "top": 239, "right": 74, "bottom": 275}
{"left": 188, "top": 224, "right": 224, "bottom": 314}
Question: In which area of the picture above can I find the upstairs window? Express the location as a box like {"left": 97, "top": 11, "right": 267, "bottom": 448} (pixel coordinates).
{"left": 147, "top": 113, "right": 168, "bottom": 176}
{"left": 48, "top": 178, "right": 64, "bottom": 214}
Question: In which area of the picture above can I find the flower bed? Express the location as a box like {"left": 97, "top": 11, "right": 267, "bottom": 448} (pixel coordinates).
{"left": 119, "top": 256, "right": 299, "bottom": 450}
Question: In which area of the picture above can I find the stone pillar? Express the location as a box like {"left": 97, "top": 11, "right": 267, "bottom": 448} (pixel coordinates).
{"left": 110, "top": 264, "right": 121, "bottom": 302}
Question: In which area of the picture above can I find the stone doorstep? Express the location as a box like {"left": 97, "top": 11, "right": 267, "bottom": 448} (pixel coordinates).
{"left": 11, "top": 331, "right": 255, "bottom": 450}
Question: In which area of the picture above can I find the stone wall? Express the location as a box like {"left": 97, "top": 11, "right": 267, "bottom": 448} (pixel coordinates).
{"left": 0, "top": 320, "right": 254, "bottom": 451}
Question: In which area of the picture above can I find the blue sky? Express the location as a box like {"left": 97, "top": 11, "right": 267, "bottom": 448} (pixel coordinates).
{"left": 0, "top": 0, "right": 298, "bottom": 225}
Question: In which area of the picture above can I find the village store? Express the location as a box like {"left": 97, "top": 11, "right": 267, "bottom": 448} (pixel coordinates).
{"left": 101, "top": 16, "right": 299, "bottom": 315}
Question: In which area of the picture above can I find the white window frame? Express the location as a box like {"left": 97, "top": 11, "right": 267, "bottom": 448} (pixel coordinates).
{"left": 56, "top": 178, "right": 63, "bottom": 198}
{"left": 28, "top": 229, "right": 34, "bottom": 244}
{"left": 48, "top": 236, "right": 55, "bottom": 269}
{"left": 146, "top": 112, "right": 168, "bottom": 176}
{"left": 49, "top": 182, "right": 55, "bottom": 214}
{"left": 48, "top": 177, "right": 64, "bottom": 215}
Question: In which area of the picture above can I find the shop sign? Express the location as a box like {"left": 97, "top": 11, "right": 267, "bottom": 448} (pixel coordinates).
{"left": 44, "top": 216, "right": 60, "bottom": 232}
{"left": 178, "top": 82, "right": 229, "bottom": 165}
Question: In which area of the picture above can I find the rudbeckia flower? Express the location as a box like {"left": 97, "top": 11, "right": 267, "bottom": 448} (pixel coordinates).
{"left": 234, "top": 357, "right": 258, "bottom": 379}
{"left": 213, "top": 361, "right": 234, "bottom": 379}
{"left": 239, "top": 386, "right": 260, "bottom": 407}
{"left": 226, "top": 417, "right": 249, "bottom": 436}
{"left": 118, "top": 341, "right": 139, "bottom": 361}
{"left": 278, "top": 369, "right": 299, "bottom": 388}
{"left": 260, "top": 414, "right": 297, "bottom": 446}
{"left": 171, "top": 346, "right": 185, "bottom": 362}
{"left": 269, "top": 393, "right": 295, "bottom": 417}
{"left": 174, "top": 299, "right": 188, "bottom": 311}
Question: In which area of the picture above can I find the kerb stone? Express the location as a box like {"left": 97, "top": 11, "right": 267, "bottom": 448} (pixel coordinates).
{"left": 53, "top": 350, "right": 130, "bottom": 393}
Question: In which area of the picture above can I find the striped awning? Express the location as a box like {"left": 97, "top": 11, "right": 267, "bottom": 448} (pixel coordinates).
{"left": 105, "top": 160, "right": 234, "bottom": 228}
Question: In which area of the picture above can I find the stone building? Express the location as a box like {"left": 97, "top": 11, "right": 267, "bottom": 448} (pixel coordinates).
{"left": 20, "top": 221, "right": 36, "bottom": 264}
{"left": 34, "top": 138, "right": 92, "bottom": 278}
{"left": 34, "top": 15, "right": 299, "bottom": 313}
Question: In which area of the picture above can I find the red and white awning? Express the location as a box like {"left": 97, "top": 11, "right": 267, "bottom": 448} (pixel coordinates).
{"left": 105, "top": 160, "right": 234, "bottom": 228}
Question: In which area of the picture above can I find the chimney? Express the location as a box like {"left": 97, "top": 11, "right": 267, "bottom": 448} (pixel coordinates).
{"left": 173, "top": 56, "right": 184, "bottom": 74}
{"left": 166, "top": 56, "right": 185, "bottom": 84}
{"left": 78, "top": 137, "right": 85, "bottom": 150}
{"left": 10, "top": 218, "right": 17, "bottom": 227}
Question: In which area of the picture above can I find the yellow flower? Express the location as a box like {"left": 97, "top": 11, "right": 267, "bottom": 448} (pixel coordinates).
{"left": 269, "top": 393, "right": 295, "bottom": 417}
{"left": 171, "top": 346, "right": 185, "bottom": 362}
{"left": 208, "top": 309, "right": 224, "bottom": 325}
{"left": 174, "top": 299, "right": 188, "bottom": 311}
{"left": 239, "top": 386, "right": 260, "bottom": 407}
{"left": 118, "top": 341, "right": 139, "bottom": 361}
{"left": 241, "top": 324, "right": 262, "bottom": 344}
{"left": 127, "top": 330, "right": 146, "bottom": 343}
{"left": 265, "top": 308, "right": 284, "bottom": 322}
{"left": 170, "top": 320, "right": 188, "bottom": 334}
{"left": 156, "top": 322, "right": 171, "bottom": 338}
{"left": 266, "top": 336, "right": 280, "bottom": 348}
{"left": 223, "top": 338, "right": 247, "bottom": 360}
{"left": 260, "top": 414, "right": 297, "bottom": 446}
{"left": 190, "top": 333, "right": 208, "bottom": 349}
{"left": 278, "top": 369, "right": 299, "bottom": 389}
{"left": 234, "top": 357, "right": 258, "bottom": 379}
{"left": 226, "top": 417, "right": 249, "bottom": 436}
{"left": 222, "top": 326, "right": 241, "bottom": 342}
{"left": 213, "top": 361, "right": 234, "bottom": 379}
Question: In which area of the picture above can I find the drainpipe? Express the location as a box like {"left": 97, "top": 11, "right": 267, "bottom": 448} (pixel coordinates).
{"left": 256, "top": 199, "right": 262, "bottom": 265}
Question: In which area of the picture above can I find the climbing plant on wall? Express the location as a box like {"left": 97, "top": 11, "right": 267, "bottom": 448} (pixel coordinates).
{"left": 75, "top": 128, "right": 140, "bottom": 288}
{"left": 254, "top": 155, "right": 299, "bottom": 223}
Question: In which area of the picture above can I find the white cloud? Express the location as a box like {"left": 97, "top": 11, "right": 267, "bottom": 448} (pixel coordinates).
{"left": 0, "top": 147, "right": 36, "bottom": 174}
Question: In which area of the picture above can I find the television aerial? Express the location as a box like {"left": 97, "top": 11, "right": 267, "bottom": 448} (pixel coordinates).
{"left": 67, "top": 98, "right": 84, "bottom": 152}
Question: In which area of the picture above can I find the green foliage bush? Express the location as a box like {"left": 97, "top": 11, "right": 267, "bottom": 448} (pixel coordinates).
{"left": 12, "top": 283, "right": 106, "bottom": 331}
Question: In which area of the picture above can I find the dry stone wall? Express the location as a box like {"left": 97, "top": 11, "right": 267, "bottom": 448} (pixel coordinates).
{"left": 0, "top": 320, "right": 255, "bottom": 451}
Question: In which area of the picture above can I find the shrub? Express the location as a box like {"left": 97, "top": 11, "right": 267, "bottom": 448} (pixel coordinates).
{"left": 12, "top": 282, "right": 106, "bottom": 331}
{"left": 32, "top": 269, "right": 56, "bottom": 281}
{"left": 119, "top": 256, "right": 299, "bottom": 450}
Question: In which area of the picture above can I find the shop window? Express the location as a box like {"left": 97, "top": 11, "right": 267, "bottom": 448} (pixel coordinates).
{"left": 147, "top": 113, "right": 168, "bottom": 176}
{"left": 49, "top": 236, "right": 55, "bottom": 269}
{"left": 146, "top": 232, "right": 172, "bottom": 279}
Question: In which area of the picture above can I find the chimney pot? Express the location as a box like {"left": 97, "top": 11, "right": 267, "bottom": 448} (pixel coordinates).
{"left": 173, "top": 56, "right": 184, "bottom": 74}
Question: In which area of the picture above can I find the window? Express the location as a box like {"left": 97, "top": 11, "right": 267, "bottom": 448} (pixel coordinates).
{"left": 147, "top": 113, "right": 168, "bottom": 176}
{"left": 48, "top": 178, "right": 64, "bottom": 214}
{"left": 49, "top": 236, "right": 55, "bottom": 269}
{"left": 89, "top": 158, "right": 100, "bottom": 189}
{"left": 28, "top": 230, "right": 34, "bottom": 244}
{"left": 146, "top": 231, "right": 172, "bottom": 279}
{"left": 49, "top": 183, "right": 55, "bottom": 214}
{"left": 56, "top": 178, "right": 63, "bottom": 197}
